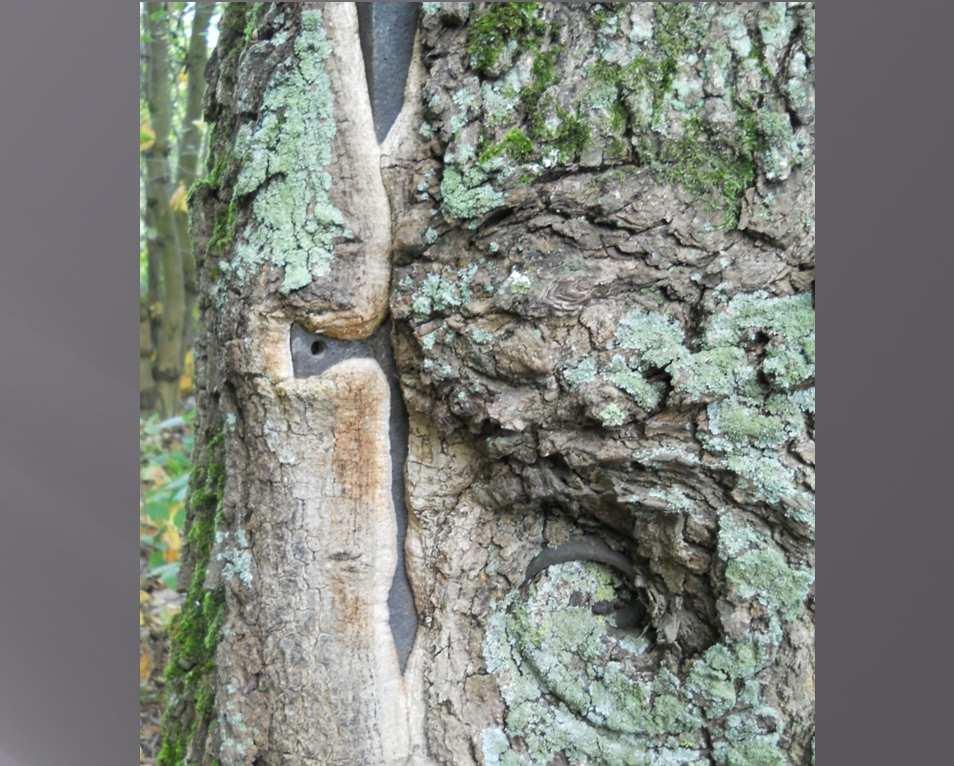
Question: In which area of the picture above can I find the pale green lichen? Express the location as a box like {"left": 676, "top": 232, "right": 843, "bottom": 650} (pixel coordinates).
{"left": 505, "top": 269, "right": 532, "bottom": 295}
{"left": 470, "top": 327, "right": 494, "bottom": 345}
{"left": 704, "top": 292, "right": 815, "bottom": 391}
{"left": 605, "top": 354, "right": 661, "bottom": 410}
{"left": 482, "top": 560, "right": 796, "bottom": 765}
{"left": 715, "top": 735, "right": 787, "bottom": 766}
{"left": 564, "top": 357, "right": 597, "bottom": 389}
{"left": 685, "top": 642, "right": 761, "bottom": 719}
{"left": 410, "top": 265, "right": 478, "bottom": 318}
{"left": 669, "top": 347, "right": 757, "bottom": 402}
{"left": 614, "top": 309, "right": 686, "bottom": 367}
{"left": 718, "top": 513, "right": 813, "bottom": 621}
{"left": 230, "top": 10, "right": 347, "bottom": 294}
{"left": 440, "top": 166, "right": 504, "bottom": 222}
{"left": 599, "top": 403, "right": 627, "bottom": 428}
{"left": 603, "top": 294, "right": 814, "bottom": 510}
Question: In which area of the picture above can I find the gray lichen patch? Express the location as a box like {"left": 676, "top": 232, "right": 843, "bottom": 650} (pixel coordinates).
{"left": 228, "top": 10, "right": 349, "bottom": 294}
{"left": 391, "top": 5, "right": 815, "bottom": 764}
{"left": 483, "top": 557, "right": 799, "bottom": 765}
{"left": 420, "top": 2, "right": 814, "bottom": 230}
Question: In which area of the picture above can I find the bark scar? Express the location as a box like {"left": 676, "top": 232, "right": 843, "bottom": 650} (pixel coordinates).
{"left": 290, "top": 320, "right": 418, "bottom": 672}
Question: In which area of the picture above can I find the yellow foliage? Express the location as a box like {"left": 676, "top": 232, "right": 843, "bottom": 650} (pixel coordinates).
{"left": 161, "top": 522, "right": 182, "bottom": 563}
{"left": 179, "top": 349, "right": 195, "bottom": 397}
{"left": 169, "top": 182, "right": 188, "bottom": 213}
{"left": 140, "top": 119, "right": 156, "bottom": 152}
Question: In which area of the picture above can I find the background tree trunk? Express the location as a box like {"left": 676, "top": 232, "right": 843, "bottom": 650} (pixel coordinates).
{"left": 143, "top": 1, "right": 186, "bottom": 417}
{"left": 174, "top": 1, "right": 214, "bottom": 366}
{"left": 162, "top": 3, "right": 814, "bottom": 764}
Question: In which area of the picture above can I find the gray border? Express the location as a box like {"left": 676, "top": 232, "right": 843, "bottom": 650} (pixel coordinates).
{"left": 819, "top": 0, "right": 954, "bottom": 761}
{"left": 0, "top": 1, "right": 953, "bottom": 764}
{"left": 0, "top": 1, "right": 139, "bottom": 764}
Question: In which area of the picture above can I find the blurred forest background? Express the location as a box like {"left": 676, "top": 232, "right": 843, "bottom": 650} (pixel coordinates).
{"left": 139, "top": 3, "right": 220, "bottom": 761}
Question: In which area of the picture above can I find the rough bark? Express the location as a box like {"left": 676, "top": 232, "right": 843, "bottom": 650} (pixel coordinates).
{"left": 163, "top": 3, "right": 815, "bottom": 765}
{"left": 143, "top": 2, "right": 186, "bottom": 417}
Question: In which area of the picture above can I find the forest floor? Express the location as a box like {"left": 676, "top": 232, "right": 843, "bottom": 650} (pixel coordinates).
{"left": 139, "top": 408, "right": 194, "bottom": 764}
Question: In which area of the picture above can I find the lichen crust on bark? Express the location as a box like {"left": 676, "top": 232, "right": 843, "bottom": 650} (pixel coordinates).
{"left": 387, "top": 3, "right": 815, "bottom": 765}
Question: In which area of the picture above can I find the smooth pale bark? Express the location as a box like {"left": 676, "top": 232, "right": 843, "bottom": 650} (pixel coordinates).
{"left": 143, "top": 2, "right": 185, "bottom": 417}
{"left": 163, "top": 3, "right": 815, "bottom": 765}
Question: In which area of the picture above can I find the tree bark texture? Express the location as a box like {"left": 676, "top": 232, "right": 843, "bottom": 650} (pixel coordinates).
{"left": 162, "top": 3, "right": 815, "bottom": 765}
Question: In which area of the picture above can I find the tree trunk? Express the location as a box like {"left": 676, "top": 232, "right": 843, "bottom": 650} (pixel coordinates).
{"left": 143, "top": 2, "right": 186, "bottom": 418}
{"left": 140, "top": 293, "right": 159, "bottom": 412}
{"left": 162, "top": 3, "right": 815, "bottom": 765}
{"left": 174, "top": 1, "right": 215, "bottom": 366}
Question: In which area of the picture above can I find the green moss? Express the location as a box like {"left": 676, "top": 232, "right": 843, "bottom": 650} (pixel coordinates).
{"left": 523, "top": 49, "right": 559, "bottom": 138}
{"left": 158, "top": 433, "right": 226, "bottom": 765}
{"left": 651, "top": 117, "right": 756, "bottom": 229}
{"left": 480, "top": 128, "right": 534, "bottom": 163}
{"left": 552, "top": 108, "right": 591, "bottom": 162}
{"left": 467, "top": 2, "right": 546, "bottom": 76}
{"left": 189, "top": 152, "right": 231, "bottom": 204}
{"left": 242, "top": 3, "right": 267, "bottom": 43}
{"left": 206, "top": 198, "right": 237, "bottom": 259}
